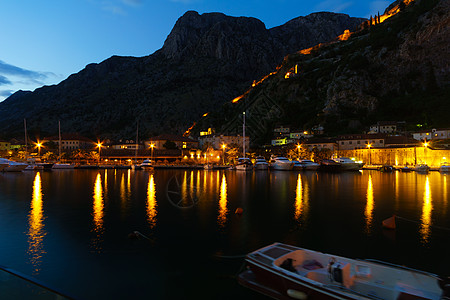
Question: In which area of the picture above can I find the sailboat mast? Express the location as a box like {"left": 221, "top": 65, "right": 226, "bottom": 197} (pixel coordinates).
{"left": 243, "top": 111, "right": 246, "bottom": 158}
{"left": 135, "top": 121, "right": 139, "bottom": 163}
{"left": 24, "top": 119, "right": 27, "bottom": 160}
{"left": 58, "top": 120, "right": 62, "bottom": 162}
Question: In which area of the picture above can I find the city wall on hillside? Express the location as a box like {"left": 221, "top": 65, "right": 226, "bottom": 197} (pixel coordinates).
{"left": 338, "top": 147, "right": 450, "bottom": 167}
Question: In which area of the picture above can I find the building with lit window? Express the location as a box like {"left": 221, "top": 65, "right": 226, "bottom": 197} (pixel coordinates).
{"left": 199, "top": 134, "right": 249, "bottom": 150}
{"left": 45, "top": 133, "right": 93, "bottom": 150}
{"left": 145, "top": 134, "right": 199, "bottom": 150}
{"left": 337, "top": 134, "right": 386, "bottom": 150}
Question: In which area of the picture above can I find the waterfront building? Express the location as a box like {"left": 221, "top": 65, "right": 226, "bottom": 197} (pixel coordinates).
{"left": 369, "top": 121, "right": 405, "bottom": 134}
{"left": 0, "top": 140, "right": 10, "bottom": 151}
{"left": 145, "top": 134, "right": 199, "bottom": 150}
{"left": 337, "top": 133, "right": 386, "bottom": 150}
{"left": 111, "top": 142, "right": 144, "bottom": 150}
{"left": 45, "top": 133, "right": 93, "bottom": 150}
{"left": 199, "top": 134, "right": 249, "bottom": 150}
{"left": 302, "top": 138, "right": 338, "bottom": 152}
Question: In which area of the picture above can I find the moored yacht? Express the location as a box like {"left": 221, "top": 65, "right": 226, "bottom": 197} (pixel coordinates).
{"left": 141, "top": 159, "right": 153, "bottom": 170}
{"left": 439, "top": 162, "right": 450, "bottom": 173}
{"left": 333, "top": 157, "right": 364, "bottom": 171}
{"left": 270, "top": 157, "right": 294, "bottom": 171}
{"left": 299, "top": 159, "right": 320, "bottom": 171}
{"left": 239, "top": 242, "right": 447, "bottom": 300}
{"left": 414, "top": 163, "right": 430, "bottom": 173}
{"left": 236, "top": 157, "right": 253, "bottom": 171}
{"left": 0, "top": 158, "right": 28, "bottom": 172}
{"left": 254, "top": 156, "right": 269, "bottom": 170}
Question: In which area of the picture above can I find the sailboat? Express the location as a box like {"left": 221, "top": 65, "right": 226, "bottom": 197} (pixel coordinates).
{"left": 131, "top": 121, "right": 142, "bottom": 170}
{"left": 235, "top": 111, "right": 253, "bottom": 171}
{"left": 52, "top": 121, "right": 75, "bottom": 169}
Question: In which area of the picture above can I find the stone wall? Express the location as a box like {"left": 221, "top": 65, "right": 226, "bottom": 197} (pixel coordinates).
{"left": 338, "top": 147, "right": 450, "bottom": 167}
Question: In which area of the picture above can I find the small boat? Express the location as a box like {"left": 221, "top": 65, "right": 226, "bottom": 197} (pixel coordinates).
{"left": 52, "top": 163, "right": 75, "bottom": 169}
{"left": 299, "top": 159, "right": 320, "bottom": 171}
{"left": 414, "top": 164, "right": 430, "bottom": 173}
{"left": 270, "top": 157, "right": 294, "bottom": 171}
{"left": 254, "top": 156, "right": 269, "bottom": 170}
{"left": 24, "top": 164, "right": 44, "bottom": 171}
{"left": 131, "top": 164, "right": 142, "bottom": 170}
{"left": 399, "top": 166, "right": 412, "bottom": 172}
{"left": 292, "top": 161, "right": 303, "bottom": 171}
{"left": 239, "top": 242, "right": 449, "bottom": 300}
{"left": 333, "top": 157, "right": 364, "bottom": 171}
{"left": 319, "top": 159, "right": 341, "bottom": 172}
{"left": 141, "top": 159, "right": 153, "bottom": 170}
{"left": 379, "top": 165, "right": 394, "bottom": 173}
{"left": 0, "top": 158, "right": 28, "bottom": 172}
{"left": 439, "top": 163, "right": 450, "bottom": 173}
{"left": 203, "top": 163, "right": 214, "bottom": 170}
{"left": 235, "top": 158, "right": 253, "bottom": 171}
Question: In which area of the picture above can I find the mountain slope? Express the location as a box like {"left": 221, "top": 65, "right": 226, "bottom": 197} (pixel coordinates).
{"left": 198, "top": 0, "right": 450, "bottom": 144}
{"left": 0, "top": 11, "right": 364, "bottom": 140}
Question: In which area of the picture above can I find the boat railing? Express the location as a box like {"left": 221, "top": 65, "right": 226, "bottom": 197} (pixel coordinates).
{"left": 360, "top": 259, "right": 439, "bottom": 278}
{"left": 0, "top": 265, "right": 75, "bottom": 299}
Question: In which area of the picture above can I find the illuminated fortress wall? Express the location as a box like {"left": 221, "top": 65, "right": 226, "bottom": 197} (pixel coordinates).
{"left": 339, "top": 147, "right": 450, "bottom": 166}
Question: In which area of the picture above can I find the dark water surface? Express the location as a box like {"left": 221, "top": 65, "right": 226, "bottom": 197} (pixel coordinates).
{"left": 0, "top": 169, "right": 449, "bottom": 299}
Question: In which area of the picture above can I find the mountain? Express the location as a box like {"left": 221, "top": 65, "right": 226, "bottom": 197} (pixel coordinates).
{"left": 196, "top": 0, "right": 450, "bottom": 144}
{"left": 0, "top": 11, "right": 365, "bottom": 140}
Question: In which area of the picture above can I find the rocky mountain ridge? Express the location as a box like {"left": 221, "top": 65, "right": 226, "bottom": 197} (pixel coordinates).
{"left": 0, "top": 10, "right": 365, "bottom": 140}
{"left": 198, "top": 0, "right": 450, "bottom": 144}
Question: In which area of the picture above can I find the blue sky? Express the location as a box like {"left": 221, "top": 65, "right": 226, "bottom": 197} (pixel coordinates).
{"left": 0, "top": 0, "right": 390, "bottom": 102}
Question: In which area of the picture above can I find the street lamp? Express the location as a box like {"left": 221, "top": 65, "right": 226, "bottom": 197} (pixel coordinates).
{"left": 297, "top": 144, "right": 301, "bottom": 159}
{"left": 423, "top": 139, "right": 428, "bottom": 164}
{"left": 97, "top": 142, "right": 102, "bottom": 164}
{"left": 367, "top": 143, "right": 372, "bottom": 165}
{"left": 150, "top": 143, "right": 155, "bottom": 163}
{"left": 36, "top": 142, "right": 42, "bottom": 157}
{"left": 222, "top": 144, "right": 226, "bottom": 165}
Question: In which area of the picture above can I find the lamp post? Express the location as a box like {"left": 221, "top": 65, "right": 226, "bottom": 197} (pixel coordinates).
{"left": 297, "top": 144, "right": 301, "bottom": 160}
{"left": 36, "top": 142, "right": 42, "bottom": 158}
{"left": 150, "top": 143, "right": 155, "bottom": 163}
{"left": 97, "top": 143, "right": 102, "bottom": 164}
{"left": 222, "top": 144, "right": 226, "bottom": 165}
{"left": 367, "top": 143, "right": 372, "bottom": 165}
{"left": 423, "top": 139, "right": 428, "bottom": 164}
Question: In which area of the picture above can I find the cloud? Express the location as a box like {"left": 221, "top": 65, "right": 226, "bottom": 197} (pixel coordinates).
{"left": 0, "top": 60, "right": 49, "bottom": 81}
{"left": 0, "top": 75, "right": 12, "bottom": 86}
{"left": 0, "top": 60, "right": 61, "bottom": 102}
{"left": 102, "top": 4, "right": 127, "bottom": 15}
{"left": 314, "top": 0, "right": 353, "bottom": 13}
{"left": 122, "top": 0, "right": 142, "bottom": 6}
{"left": 0, "top": 90, "right": 14, "bottom": 98}
{"left": 168, "top": 0, "right": 198, "bottom": 3}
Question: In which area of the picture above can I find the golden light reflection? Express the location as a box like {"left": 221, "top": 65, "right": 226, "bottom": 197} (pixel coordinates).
{"left": 294, "top": 174, "right": 309, "bottom": 222}
{"left": 92, "top": 173, "right": 104, "bottom": 251}
{"left": 420, "top": 176, "right": 432, "bottom": 244}
{"left": 218, "top": 175, "right": 228, "bottom": 228}
{"left": 147, "top": 174, "right": 157, "bottom": 229}
{"left": 182, "top": 171, "right": 188, "bottom": 206}
{"left": 365, "top": 175, "right": 374, "bottom": 234}
{"left": 27, "top": 172, "right": 46, "bottom": 274}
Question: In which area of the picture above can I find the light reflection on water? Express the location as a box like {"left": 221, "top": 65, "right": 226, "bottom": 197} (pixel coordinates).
{"left": 218, "top": 174, "right": 228, "bottom": 228}
{"left": 365, "top": 174, "right": 374, "bottom": 235}
{"left": 91, "top": 173, "right": 104, "bottom": 252}
{"left": 147, "top": 173, "right": 157, "bottom": 229}
{"left": 1, "top": 169, "right": 450, "bottom": 300}
{"left": 27, "top": 172, "right": 46, "bottom": 275}
{"left": 420, "top": 176, "right": 432, "bottom": 244}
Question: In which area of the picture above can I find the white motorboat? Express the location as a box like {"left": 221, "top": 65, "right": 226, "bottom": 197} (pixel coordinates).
{"left": 292, "top": 161, "right": 303, "bottom": 171}
{"left": 254, "top": 156, "right": 269, "bottom": 170}
{"left": 235, "top": 158, "right": 253, "bottom": 171}
{"left": 270, "top": 157, "right": 294, "bottom": 171}
{"left": 439, "top": 163, "right": 450, "bottom": 173}
{"left": 141, "top": 159, "right": 153, "bottom": 170}
{"left": 333, "top": 157, "right": 364, "bottom": 171}
{"left": 203, "top": 164, "right": 214, "bottom": 170}
{"left": 0, "top": 158, "right": 27, "bottom": 172}
{"left": 299, "top": 159, "right": 320, "bottom": 171}
{"left": 414, "top": 164, "right": 430, "bottom": 173}
{"left": 239, "top": 242, "right": 448, "bottom": 300}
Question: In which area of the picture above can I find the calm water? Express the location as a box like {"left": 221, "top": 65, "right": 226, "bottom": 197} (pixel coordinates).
{"left": 0, "top": 169, "right": 449, "bottom": 299}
